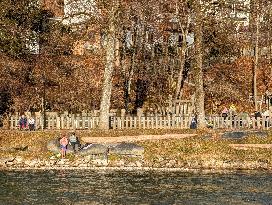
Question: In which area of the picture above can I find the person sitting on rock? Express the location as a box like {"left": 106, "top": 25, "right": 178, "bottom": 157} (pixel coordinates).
{"left": 60, "top": 134, "right": 68, "bottom": 158}
{"left": 69, "top": 132, "right": 80, "bottom": 153}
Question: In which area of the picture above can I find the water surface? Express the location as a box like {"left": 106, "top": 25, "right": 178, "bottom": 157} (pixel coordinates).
{"left": 1, "top": 169, "right": 272, "bottom": 204}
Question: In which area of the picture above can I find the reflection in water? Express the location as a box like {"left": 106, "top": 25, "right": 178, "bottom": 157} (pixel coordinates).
{"left": 1, "top": 170, "right": 272, "bottom": 204}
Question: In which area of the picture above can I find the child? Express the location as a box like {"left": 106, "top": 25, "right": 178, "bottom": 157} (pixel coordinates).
{"left": 69, "top": 132, "right": 80, "bottom": 152}
{"left": 59, "top": 134, "right": 68, "bottom": 158}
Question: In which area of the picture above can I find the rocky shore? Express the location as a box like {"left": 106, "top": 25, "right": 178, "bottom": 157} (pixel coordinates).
{"left": 1, "top": 153, "right": 272, "bottom": 171}
{"left": 1, "top": 129, "right": 272, "bottom": 172}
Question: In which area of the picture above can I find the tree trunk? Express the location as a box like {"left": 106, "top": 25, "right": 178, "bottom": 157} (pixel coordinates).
{"left": 98, "top": 4, "right": 118, "bottom": 130}
{"left": 175, "top": 34, "right": 187, "bottom": 101}
{"left": 254, "top": 13, "right": 259, "bottom": 111}
{"left": 192, "top": 0, "right": 206, "bottom": 128}
{"left": 120, "top": 26, "right": 138, "bottom": 113}
{"left": 250, "top": 0, "right": 260, "bottom": 111}
{"left": 175, "top": 14, "right": 190, "bottom": 101}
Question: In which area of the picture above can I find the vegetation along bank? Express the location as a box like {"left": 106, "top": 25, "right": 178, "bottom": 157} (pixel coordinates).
{"left": 1, "top": 129, "right": 272, "bottom": 171}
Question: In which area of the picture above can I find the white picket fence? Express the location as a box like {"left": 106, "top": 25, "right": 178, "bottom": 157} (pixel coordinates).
{"left": 111, "top": 115, "right": 192, "bottom": 129}
{"left": 9, "top": 115, "right": 100, "bottom": 130}
{"left": 207, "top": 115, "right": 272, "bottom": 130}
{"left": 9, "top": 114, "right": 194, "bottom": 130}
{"left": 9, "top": 113, "right": 272, "bottom": 130}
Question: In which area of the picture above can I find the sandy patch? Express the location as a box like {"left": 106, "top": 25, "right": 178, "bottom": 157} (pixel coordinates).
{"left": 81, "top": 134, "right": 197, "bottom": 144}
{"left": 230, "top": 144, "right": 272, "bottom": 150}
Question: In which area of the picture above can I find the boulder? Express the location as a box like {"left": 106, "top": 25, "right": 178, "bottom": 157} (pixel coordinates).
{"left": 221, "top": 131, "right": 246, "bottom": 139}
{"left": 78, "top": 144, "right": 108, "bottom": 156}
{"left": 109, "top": 142, "right": 144, "bottom": 156}
{"left": 47, "top": 139, "right": 74, "bottom": 154}
{"left": 221, "top": 130, "right": 268, "bottom": 139}
{"left": 247, "top": 131, "right": 268, "bottom": 138}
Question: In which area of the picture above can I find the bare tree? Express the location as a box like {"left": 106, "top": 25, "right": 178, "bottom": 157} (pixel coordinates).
{"left": 98, "top": 0, "right": 119, "bottom": 129}
{"left": 192, "top": 0, "right": 206, "bottom": 128}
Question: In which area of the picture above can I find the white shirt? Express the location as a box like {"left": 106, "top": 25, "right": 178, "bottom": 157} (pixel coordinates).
{"left": 28, "top": 118, "right": 35, "bottom": 125}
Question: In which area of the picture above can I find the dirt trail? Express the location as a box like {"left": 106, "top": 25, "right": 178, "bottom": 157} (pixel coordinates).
{"left": 230, "top": 144, "right": 272, "bottom": 150}
{"left": 81, "top": 134, "right": 197, "bottom": 144}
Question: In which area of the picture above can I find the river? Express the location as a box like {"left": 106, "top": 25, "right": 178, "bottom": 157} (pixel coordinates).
{"left": 1, "top": 169, "right": 272, "bottom": 204}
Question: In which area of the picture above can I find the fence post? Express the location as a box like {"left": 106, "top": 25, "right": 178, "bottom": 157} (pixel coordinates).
{"left": 177, "top": 115, "right": 181, "bottom": 128}
{"left": 219, "top": 116, "right": 224, "bottom": 129}
{"left": 142, "top": 115, "right": 146, "bottom": 129}
{"left": 237, "top": 115, "right": 241, "bottom": 129}
{"left": 123, "top": 116, "right": 126, "bottom": 129}
{"left": 154, "top": 114, "right": 158, "bottom": 129}
{"left": 262, "top": 116, "right": 265, "bottom": 130}
{"left": 213, "top": 116, "right": 216, "bottom": 129}
{"left": 71, "top": 114, "right": 75, "bottom": 130}
{"left": 167, "top": 114, "right": 170, "bottom": 129}
{"left": 233, "top": 116, "right": 237, "bottom": 129}
{"left": 172, "top": 114, "right": 176, "bottom": 128}
{"left": 149, "top": 115, "right": 152, "bottom": 129}
{"left": 66, "top": 116, "right": 70, "bottom": 129}
{"left": 10, "top": 116, "right": 13, "bottom": 129}
{"left": 257, "top": 117, "right": 261, "bottom": 129}
{"left": 87, "top": 116, "right": 91, "bottom": 129}
{"left": 116, "top": 117, "right": 120, "bottom": 129}
{"left": 129, "top": 116, "right": 132, "bottom": 129}
{"left": 132, "top": 116, "right": 135, "bottom": 129}
{"left": 48, "top": 117, "right": 51, "bottom": 129}
{"left": 121, "top": 109, "right": 125, "bottom": 129}
{"left": 252, "top": 117, "right": 255, "bottom": 129}
{"left": 111, "top": 116, "right": 116, "bottom": 129}
{"left": 82, "top": 115, "right": 86, "bottom": 129}
{"left": 60, "top": 115, "right": 63, "bottom": 129}
{"left": 137, "top": 108, "right": 142, "bottom": 129}
{"left": 146, "top": 113, "right": 149, "bottom": 129}
{"left": 159, "top": 115, "right": 162, "bottom": 129}
{"left": 56, "top": 116, "right": 60, "bottom": 129}
{"left": 77, "top": 114, "right": 80, "bottom": 129}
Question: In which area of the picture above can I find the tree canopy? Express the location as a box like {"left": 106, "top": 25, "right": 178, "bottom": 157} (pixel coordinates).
{"left": 1, "top": 0, "right": 272, "bottom": 120}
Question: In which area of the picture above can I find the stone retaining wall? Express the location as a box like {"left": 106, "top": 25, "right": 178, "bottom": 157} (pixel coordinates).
{"left": 1, "top": 156, "right": 271, "bottom": 171}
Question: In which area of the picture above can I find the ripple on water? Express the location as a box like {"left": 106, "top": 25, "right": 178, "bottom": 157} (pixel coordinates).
{"left": 0, "top": 170, "right": 272, "bottom": 205}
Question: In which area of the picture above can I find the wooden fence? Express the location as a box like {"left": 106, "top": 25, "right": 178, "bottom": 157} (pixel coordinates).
{"left": 9, "top": 114, "right": 192, "bottom": 130}
{"left": 207, "top": 115, "right": 272, "bottom": 130}
{"left": 10, "top": 115, "right": 100, "bottom": 130}
{"left": 9, "top": 114, "right": 272, "bottom": 130}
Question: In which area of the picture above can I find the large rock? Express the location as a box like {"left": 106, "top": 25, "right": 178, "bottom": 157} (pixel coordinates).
{"left": 109, "top": 142, "right": 144, "bottom": 156}
{"left": 78, "top": 144, "right": 108, "bottom": 156}
{"left": 222, "top": 130, "right": 268, "bottom": 139}
{"left": 221, "top": 131, "right": 246, "bottom": 139}
{"left": 248, "top": 131, "right": 268, "bottom": 138}
{"left": 47, "top": 139, "right": 74, "bottom": 154}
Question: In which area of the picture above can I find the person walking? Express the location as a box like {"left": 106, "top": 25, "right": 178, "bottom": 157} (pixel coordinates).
{"left": 28, "top": 116, "right": 35, "bottom": 131}
{"left": 19, "top": 114, "right": 28, "bottom": 130}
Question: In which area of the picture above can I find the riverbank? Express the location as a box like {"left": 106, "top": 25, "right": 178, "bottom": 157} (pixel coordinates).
{"left": 1, "top": 129, "right": 272, "bottom": 171}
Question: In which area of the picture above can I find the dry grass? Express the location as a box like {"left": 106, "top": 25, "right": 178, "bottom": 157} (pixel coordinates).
{"left": 0, "top": 129, "right": 272, "bottom": 165}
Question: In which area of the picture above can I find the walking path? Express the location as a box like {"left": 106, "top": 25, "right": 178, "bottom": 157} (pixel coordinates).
{"left": 81, "top": 134, "right": 197, "bottom": 144}
{"left": 229, "top": 144, "right": 272, "bottom": 150}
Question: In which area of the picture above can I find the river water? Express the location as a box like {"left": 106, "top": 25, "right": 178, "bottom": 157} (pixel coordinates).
{"left": 1, "top": 169, "right": 272, "bottom": 205}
